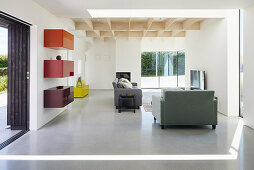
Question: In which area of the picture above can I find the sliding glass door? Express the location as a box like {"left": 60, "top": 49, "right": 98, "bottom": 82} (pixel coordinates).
{"left": 141, "top": 50, "right": 185, "bottom": 89}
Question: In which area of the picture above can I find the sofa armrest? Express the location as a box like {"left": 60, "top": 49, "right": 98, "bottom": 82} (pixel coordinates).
{"left": 115, "top": 88, "right": 141, "bottom": 95}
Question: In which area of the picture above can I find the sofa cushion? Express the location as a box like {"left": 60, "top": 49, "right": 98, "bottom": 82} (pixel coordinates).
{"left": 122, "top": 81, "right": 132, "bottom": 89}
{"left": 120, "top": 78, "right": 133, "bottom": 88}
{"left": 117, "top": 81, "right": 124, "bottom": 88}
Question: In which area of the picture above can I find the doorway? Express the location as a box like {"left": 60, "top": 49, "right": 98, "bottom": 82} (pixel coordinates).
{"left": 0, "top": 11, "right": 30, "bottom": 149}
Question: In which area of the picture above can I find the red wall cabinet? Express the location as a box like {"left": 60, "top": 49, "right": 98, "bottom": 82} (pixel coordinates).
{"left": 44, "top": 86, "right": 74, "bottom": 108}
{"left": 44, "top": 60, "right": 74, "bottom": 78}
{"left": 44, "top": 29, "right": 74, "bottom": 50}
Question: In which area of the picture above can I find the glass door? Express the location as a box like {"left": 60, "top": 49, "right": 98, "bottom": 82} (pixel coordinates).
{"left": 158, "top": 51, "right": 177, "bottom": 88}
{"left": 240, "top": 10, "right": 244, "bottom": 117}
{"left": 141, "top": 50, "right": 185, "bottom": 89}
{"left": 141, "top": 52, "right": 158, "bottom": 88}
{"left": 177, "top": 50, "right": 186, "bottom": 87}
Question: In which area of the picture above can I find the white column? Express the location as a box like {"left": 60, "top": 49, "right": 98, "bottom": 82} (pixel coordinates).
{"left": 29, "top": 25, "right": 38, "bottom": 130}
{"left": 226, "top": 10, "right": 240, "bottom": 117}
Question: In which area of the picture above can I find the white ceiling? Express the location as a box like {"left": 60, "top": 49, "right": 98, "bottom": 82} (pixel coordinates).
{"left": 33, "top": 0, "right": 254, "bottom": 18}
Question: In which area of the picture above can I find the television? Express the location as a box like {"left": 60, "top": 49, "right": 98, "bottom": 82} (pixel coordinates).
{"left": 190, "top": 70, "right": 206, "bottom": 90}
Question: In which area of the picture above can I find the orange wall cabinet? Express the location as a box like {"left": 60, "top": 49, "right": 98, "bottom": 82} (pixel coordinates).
{"left": 44, "top": 29, "right": 74, "bottom": 50}
{"left": 44, "top": 60, "right": 74, "bottom": 78}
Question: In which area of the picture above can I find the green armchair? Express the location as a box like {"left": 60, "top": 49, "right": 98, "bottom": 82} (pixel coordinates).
{"left": 152, "top": 90, "right": 217, "bottom": 129}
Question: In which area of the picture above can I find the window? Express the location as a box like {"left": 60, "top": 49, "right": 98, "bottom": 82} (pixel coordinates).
{"left": 141, "top": 50, "right": 185, "bottom": 88}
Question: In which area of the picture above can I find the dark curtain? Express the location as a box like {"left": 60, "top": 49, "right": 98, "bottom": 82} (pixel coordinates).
{"left": 7, "top": 23, "right": 30, "bottom": 130}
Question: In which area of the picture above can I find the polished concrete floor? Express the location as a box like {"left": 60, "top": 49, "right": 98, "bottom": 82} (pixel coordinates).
{"left": 0, "top": 90, "right": 253, "bottom": 170}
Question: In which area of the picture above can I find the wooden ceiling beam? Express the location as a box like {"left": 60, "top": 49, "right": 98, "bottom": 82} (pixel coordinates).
{"left": 77, "top": 17, "right": 204, "bottom": 38}
{"left": 165, "top": 18, "right": 176, "bottom": 30}
{"left": 128, "top": 18, "right": 131, "bottom": 30}
{"left": 86, "top": 31, "right": 97, "bottom": 37}
{"left": 115, "top": 31, "right": 129, "bottom": 37}
{"left": 157, "top": 30, "right": 164, "bottom": 37}
{"left": 93, "top": 22, "right": 110, "bottom": 30}
{"left": 130, "top": 21, "right": 147, "bottom": 30}
{"left": 106, "top": 18, "right": 115, "bottom": 37}
{"left": 147, "top": 18, "right": 153, "bottom": 29}
{"left": 83, "top": 18, "right": 93, "bottom": 30}
{"left": 172, "top": 31, "right": 185, "bottom": 37}
{"left": 167, "top": 22, "right": 183, "bottom": 30}
{"left": 106, "top": 18, "right": 111, "bottom": 29}
{"left": 100, "top": 31, "right": 113, "bottom": 37}
{"left": 111, "top": 22, "right": 129, "bottom": 30}
{"left": 186, "top": 22, "right": 200, "bottom": 30}
{"left": 149, "top": 22, "right": 165, "bottom": 30}
{"left": 183, "top": 18, "right": 203, "bottom": 30}
{"left": 75, "top": 22, "right": 93, "bottom": 31}
{"left": 94, "top": 30, "right": 100, "bottom": 37}
{"left": 144, "top": 18, "right": 153, "bottom": 36}
{"left": 144, "top": 31, "right": 158, "bottom": 37}
{"left": 129, "top": 31, "right": 143, "bottom": 37}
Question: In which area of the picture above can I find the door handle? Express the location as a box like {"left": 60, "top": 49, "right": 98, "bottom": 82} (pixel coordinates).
{"left": 27, "top": 72, "right": 30, "bottom": 80}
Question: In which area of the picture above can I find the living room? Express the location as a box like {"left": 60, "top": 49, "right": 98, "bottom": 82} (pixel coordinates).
{"left": 84, "top": 11, "right": 239, "bottom": 117}
{"left": 0, "top": 0, "right": 254, "bottom": 169}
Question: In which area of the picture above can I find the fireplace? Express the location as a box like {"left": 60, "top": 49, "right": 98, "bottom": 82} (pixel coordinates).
{"left": 116, "top": 72, "right": 131, "bottom": 81}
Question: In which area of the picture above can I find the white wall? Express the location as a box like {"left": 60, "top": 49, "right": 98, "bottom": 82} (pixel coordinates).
{"left": 69, "top": 32, "right": 87, "bottom": 86}
{"left": 116, "top": 38, "right": 142, "bottom": 88}
{"left": 0, "top": 0, "right": 86, "bottom": 130}
{"left": 85, "top": 38, "right": 116, "bottom": 89}
{"left": 226, "top": 10, "right": 240, "bottom": 117}
{"left": 186, "top": 19, "right": 228, "bottom": 114}
{"left": 141, "top": 37, "right": 185, "bottom": 51}
{"left": 185, "top": 13, "right": 239, "bottom": 116}
{"left": 243, "top": 5, "right": 254, "bottom": 129}
{"left": 84, "top": 37, "right": 185, "bottom": 89}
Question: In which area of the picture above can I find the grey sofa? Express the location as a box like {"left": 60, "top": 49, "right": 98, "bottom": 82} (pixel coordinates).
{"left": 112, "top": 78, "right": 142, "bottom": 109}
{"left": 152, "top": 89, "right": 217, "bottom": 129}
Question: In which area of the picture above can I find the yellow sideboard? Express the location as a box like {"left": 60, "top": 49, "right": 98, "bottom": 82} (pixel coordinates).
{"left": 74, "top": 80, "right": 89, "bottom": 98}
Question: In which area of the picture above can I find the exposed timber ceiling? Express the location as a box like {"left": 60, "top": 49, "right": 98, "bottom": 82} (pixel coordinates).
{"left": 73, "top": 18, "right": 205, "bottom": 38}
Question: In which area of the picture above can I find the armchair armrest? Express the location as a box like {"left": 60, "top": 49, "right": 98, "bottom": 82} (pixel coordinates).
{"left": 213, "top": 98, "right": 218, "bottom": 115}
{"left": 213, "top": 98, "right": 218, "bottom": 125}
{"left": 152, "top": 95, "right": 162, "bottom": 122}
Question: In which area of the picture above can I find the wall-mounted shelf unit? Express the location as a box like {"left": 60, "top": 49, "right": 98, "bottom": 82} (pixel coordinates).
{"left": 44, "top": 29, "right": 75, "bottom": 108}
{"left": 44, "top": 60, "right": 74, "bottom": 78}
{"left": 44, "top": 86, "right": 74, "bottom": 108}
{"left": 44, "top": 29, "right": 74, "bottom": 50}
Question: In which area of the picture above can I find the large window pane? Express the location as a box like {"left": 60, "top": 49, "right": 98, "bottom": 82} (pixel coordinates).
{"left": 159, "top": 51, "right": 177, "bottom": 87}
{"left": 141, "top": 50, "right": 185, "bottom": 88}
{"left": 141, "top": 52, "right": 156, "bottom": 77}
{"left": 177, "top": 50, "right": 185, "bottom": 87}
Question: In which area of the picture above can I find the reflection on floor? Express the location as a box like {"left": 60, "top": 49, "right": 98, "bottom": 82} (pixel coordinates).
{"left": 0, "top": 93, "right": 21, "bottom": 144}
{"left": 0, "top": 90, "right": 253, "bottom": 170}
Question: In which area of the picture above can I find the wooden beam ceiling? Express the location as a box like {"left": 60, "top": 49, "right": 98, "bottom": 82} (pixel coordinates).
{"left": 74, "top": 18, "right": 204, "bottom": 38}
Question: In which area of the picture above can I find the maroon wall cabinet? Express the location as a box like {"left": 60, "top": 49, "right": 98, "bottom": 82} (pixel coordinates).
{"left": 44, "top": 86, "right": 74, "bottom": 108}
{"left": 44, "top": 60, "right": 74, "bottom": 78}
